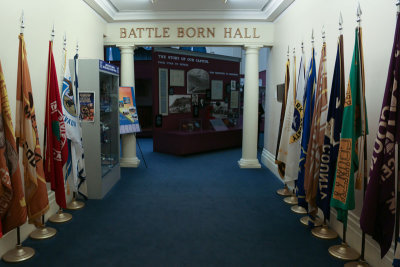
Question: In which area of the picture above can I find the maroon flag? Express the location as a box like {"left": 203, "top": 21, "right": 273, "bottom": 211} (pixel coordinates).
{"left": 360, "top": 15, "right": 400, "bottom": 258}
{"left": 44, "top": 41, "right": 68, "bottom": 209}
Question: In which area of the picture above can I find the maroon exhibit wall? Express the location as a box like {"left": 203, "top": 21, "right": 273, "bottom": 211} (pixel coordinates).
{"left": 152, "top": 50, "right": 241, "bottom": 131}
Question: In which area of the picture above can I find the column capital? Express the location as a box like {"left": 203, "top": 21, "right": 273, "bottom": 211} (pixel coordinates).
{"left": 117, "top": 45, "right": 135, "bottom": 53}
{"left": 243, "top": 45, "right": 263, "bottom": 50}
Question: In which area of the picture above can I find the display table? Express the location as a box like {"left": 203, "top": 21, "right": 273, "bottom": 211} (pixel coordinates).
{"left": 153, "top": 128, "right": 242, "bottom": 155}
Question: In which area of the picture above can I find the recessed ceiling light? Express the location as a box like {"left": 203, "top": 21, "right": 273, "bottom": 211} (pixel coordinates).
{"left": 224, "top": 0, "right": 228, "bottom": 3}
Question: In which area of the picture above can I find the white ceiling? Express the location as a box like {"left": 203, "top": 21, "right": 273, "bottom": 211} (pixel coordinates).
{"left": 84, "top": 0, "right": 295, "bottom": 22}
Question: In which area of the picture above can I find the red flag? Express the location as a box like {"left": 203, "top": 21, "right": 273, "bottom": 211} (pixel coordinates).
{"left": 0, "top": 61, "right": 27, "bottom": 234}
{"left": 44, "top": 41, "right": 68, "bottom": 209}
{"left": 16, "top": 34, "right": 49, "bottom": 227}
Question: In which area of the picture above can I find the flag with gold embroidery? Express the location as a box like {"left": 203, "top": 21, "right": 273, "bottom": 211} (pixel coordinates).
{"left": 0, "top": 61, "right": 27, "bottom": 235}
{"left": 304, "top": 42, "right": 328, "bottom": 214}
{"left": 361, "top": 15, "right": 399, "bottom": 259}
{"left": 331, "top": 27, "right": 368, "bottom": 228}
{"left": 15, "top": 34, "right": 49, "bottom": 227}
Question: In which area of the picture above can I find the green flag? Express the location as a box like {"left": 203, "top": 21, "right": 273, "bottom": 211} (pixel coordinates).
{"left": 330, "top": 27, "right": 368, "bottom": 226}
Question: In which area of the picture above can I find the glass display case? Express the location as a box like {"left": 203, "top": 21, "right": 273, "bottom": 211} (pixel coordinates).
{"left": 100, "top": 72, "right": 119, "bottom": 177}
{"left": 70, "top": 59, "right": 120, "bottom": 199}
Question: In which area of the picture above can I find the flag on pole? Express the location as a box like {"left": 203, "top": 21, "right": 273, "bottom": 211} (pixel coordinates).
{"left": 296, "top": 47, "right": 316, "bottom": 209}
{"left": 15, "top": 33, "right": 49, "bottom": 227}
{"left": 361, "top": 14, "right": 400, "bottom": 259}
{"left": 277, "top": 52, "right": 296, "bottom": 181}
{"left": 331, "top": 26, "right": 368, "bottom": 227}
{"left": 43, "top": 40, "right": 69, "bottom": 209}
{"left": 304, "top": 42, "right": 328, "bottom": 214}
{"left": 282, "top": 52, "right": 306, "bottom": 182}
{"left": 275, "top": 58, "right": 290, "bottom": 178}
{"left": 61, "top": 49, "right": 87, "bottom": 198}
{"left": 316, "top": 34, "right": 345, "bottom": 221}
{"left": 0, "top": 61, "right": 27, "bottom": 235}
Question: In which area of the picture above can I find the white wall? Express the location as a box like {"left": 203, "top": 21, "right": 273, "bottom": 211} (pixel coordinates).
{"left": 263, "top": 1, "right": 398, "bottom": 266}
{"left": 0, "top": 0, "right": 106, "bottom": 256}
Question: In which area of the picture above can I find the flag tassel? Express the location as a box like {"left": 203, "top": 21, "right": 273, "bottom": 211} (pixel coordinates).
{"left": 1, "top": 227, "right": 35, "bottom": 262}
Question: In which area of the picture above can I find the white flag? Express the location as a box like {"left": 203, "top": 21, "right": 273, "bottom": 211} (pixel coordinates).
{"left": 277, "top": 53, "right": 306, "bottom": 182}
{"left": 60, "top": 50, "right": 87, "bottom": 198}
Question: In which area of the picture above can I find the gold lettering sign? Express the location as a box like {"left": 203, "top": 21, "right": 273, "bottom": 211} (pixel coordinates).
{"left": 119, "top": 27, "right": 260, "bottom": 39}
{"left": 333, "top": 139, "right": 352, "bottom": 204}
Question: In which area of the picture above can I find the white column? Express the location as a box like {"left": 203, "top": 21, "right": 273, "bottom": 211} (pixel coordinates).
{"left": 118, "top": 45, "right": 140, "bottom": 167}
{"left": 238, "top": 45, "right": 262, "bottom": 168}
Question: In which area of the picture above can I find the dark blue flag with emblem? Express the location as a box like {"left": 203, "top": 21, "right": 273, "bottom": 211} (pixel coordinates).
{"left": 296, "top": 47, "right": 316, "bottom": 209}
{"left": 316, "top": 34, "right": 345, "bottom": 220}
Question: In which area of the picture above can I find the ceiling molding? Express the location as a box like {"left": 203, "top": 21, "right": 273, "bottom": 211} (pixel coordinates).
{"left": 83, "top": 0, "right": 295, "bottom": 23}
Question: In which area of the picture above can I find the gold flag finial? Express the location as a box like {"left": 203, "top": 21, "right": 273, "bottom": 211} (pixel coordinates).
{"left": 322, "top": 25, "right": 326, "bottom": 43}
{"left": 301, "top": 41, "right": 304, "bottom": 53}
{"left": 76, "top": 41, "right": 79, "bottom": 55}
{"left": 287, "top": 45, "right": 289, "bottom": 60}
{"left": 396, "top": 0, "right": 400, "bottom": 13}
{"left": 339, "top": 12, "right": 343, "bottom": 33}
{"left": 63, "top": 33, "right": 67, "bottom": 51}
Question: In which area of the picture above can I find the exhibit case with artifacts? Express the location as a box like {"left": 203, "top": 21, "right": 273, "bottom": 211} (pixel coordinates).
{"left": 70, "top": 59, "right": 120, "bottom": 199}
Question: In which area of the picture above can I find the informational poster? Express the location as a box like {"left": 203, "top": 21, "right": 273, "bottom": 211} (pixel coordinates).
{"left": 79, "top": 92, "right": 95, "bottom": 122}
{"left": 119, "top": 87, "right": 141, "bottom": 134}
{"left": 211, "top": 80, "right": 223, "bottom": 100}
{"left": 230, "top": 91, "right": 239, "bottom": 109}
{"left": 170, "top": 69, "right": 185, "bottom": 86}
{"left": 169, "top": 95, "right": 191, "bottom": 114}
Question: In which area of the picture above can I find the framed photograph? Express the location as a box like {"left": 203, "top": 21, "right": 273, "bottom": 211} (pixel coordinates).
{"left": 231, "top": 80, "right": 236, "bottom": 90}
{"left": 79, "top": 92, "right": 95, "bottom": 122}
{"left": 169, "top": 95, "right": 191, "bottom": 114}
{"left": 230, "top": 91, "right": 239, "bottom": 109}
{"left": 170, "top": 69, "right": 185, "bottom": 87}
{"left": 187, "top": 68, "right": 210, "bottom": 94}
{"left": 211, "top": 80, "right": 223, "bottom": 100}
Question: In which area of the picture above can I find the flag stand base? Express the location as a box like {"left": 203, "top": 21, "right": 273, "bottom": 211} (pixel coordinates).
{"left": 311, "top": 224, "right": 338, "bottom": 239}
{"left": 29, "top": 226, "right": 57, "bottom": 240}
{"left": 300, "top": 215, "right": 322, "bottom": 227}
{"left": 283, "top": 195, "right": 298, "bottom": 205}
{"left": 66, "top": 199, "right": 85, "bottom": 210}
{"left": 276, "top": 186, "right": 291, "bottom": 196}
{"left": 328, "top": 243, "right": 360, "bottom": 260}
{"left": 291, "top": 205, "right": 307, "bottom": 214}
{"left": 49, "top": 209, "right": 72, "bottom": 223}
{"left": 2, "top": 245, "right": 35, "bottom": 263}
{"left": 344, "top": 259, "right": 370, "bottom": 267}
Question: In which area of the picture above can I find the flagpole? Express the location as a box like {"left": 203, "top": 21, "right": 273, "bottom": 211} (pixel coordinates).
{"left": 2, "top": 11, "right": 34, "bottom": 262}
{"left": 329, "top": 3, "right": 363, "bottom": 261}
{"left": 66, "top": 37, "right": 85, "bottom": 211}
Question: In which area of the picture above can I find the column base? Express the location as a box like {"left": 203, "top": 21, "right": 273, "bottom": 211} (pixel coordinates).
{"left": 120, "top": 157, "right": 140, "bottom": 168}
{"left": 238, "top": 158, "right": 261, "bottom": 169}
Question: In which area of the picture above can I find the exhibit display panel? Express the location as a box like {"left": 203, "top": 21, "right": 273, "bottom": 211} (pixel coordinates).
{"left": 70, "top": 59, "right": 120, "bottom": 199}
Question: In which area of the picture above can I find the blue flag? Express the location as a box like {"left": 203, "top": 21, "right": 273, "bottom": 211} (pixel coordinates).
{"left": 296, "top": 47, "right": 316, "bottom": 209}
{"left": 316, "top": 35, "right": 345, "bottom": 220}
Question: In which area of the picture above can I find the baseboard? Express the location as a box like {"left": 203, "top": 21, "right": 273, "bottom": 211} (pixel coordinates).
{"left": 262, "top": 148, "right": 394, "bottom": 267}
{"left": 0, "top": 189, "right": 71, "bottom": 258}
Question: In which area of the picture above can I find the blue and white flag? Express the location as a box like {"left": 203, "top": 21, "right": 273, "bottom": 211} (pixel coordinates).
{"left": 60, "top": 50, "right": 87, "bottom": 198}
{"left": 296, "top": 47, "right": 316, "bottom": 209}
{"left": 316, "top": 35, "right": 345, "bottom": 220}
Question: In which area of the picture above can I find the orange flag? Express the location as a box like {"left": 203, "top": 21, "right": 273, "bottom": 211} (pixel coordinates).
{"left": 0, "top": 61, "right": 27, "bottom": 234}
{"left": 15, "top": 34, "right": 49, "bottom": 227}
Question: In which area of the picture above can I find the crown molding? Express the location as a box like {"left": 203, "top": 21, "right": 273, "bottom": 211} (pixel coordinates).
{"left": 83, "top": 0, "right": 295, "bottom": 23}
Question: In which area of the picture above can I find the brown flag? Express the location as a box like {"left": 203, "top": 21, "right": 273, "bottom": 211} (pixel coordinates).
{"left": 304, "top": 42, "right": 328, "bottom": 212}
{"left": 0, "top": 61, "right": 27, "bottom": 234}
{"left": 15, "top": 34, "right": 49, "bottom": 227}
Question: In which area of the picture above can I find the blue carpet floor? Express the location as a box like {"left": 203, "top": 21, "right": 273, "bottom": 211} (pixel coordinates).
{"left": 4, "top": 138, "right": 344, "bottom": 267}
